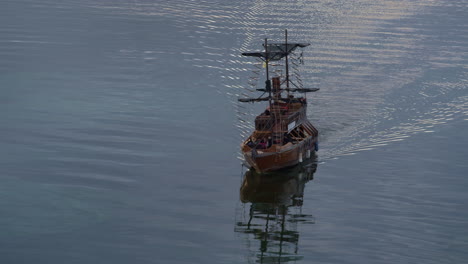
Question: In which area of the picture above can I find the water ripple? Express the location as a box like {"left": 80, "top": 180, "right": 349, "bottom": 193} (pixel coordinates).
{"left": 224, "top": 0, "right": 468, "bottom": 162}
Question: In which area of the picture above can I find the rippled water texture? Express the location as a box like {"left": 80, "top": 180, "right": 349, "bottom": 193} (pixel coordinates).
{"left": 1, "top": 0, "right": 467, "bottom": 263}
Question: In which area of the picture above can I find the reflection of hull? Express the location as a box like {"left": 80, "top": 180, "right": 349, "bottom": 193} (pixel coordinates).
{"left": 236, "top": 159, "right": 318, "bottom": 263}
{"left": 240, "top": 159, "right": 317, "bottom": 206}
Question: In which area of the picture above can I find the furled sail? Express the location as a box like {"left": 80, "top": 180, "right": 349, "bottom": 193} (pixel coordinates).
{"left": 238, "top": 97, "right": 271, "bottom": 103}
{"left": 255, "top": 88, "right": 320, "bottom": 93}
{"left": 242, "top": 43, "right": 310, "bottom": 61}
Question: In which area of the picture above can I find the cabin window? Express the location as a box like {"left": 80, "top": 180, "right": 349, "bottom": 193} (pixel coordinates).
{"left": 255, "top": 120, "right": 272, "bottom": 131}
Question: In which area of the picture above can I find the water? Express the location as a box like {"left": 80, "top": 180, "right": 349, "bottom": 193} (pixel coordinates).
{"left": 1, "top": 0, "right": 467, "bottom": 263}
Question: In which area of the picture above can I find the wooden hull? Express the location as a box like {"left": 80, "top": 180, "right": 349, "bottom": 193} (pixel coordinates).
{"left": 242, "top": 136, "right": 318, "bottom": 173}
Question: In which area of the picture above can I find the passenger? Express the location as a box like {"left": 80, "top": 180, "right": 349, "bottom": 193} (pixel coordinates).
{"left": 257, "top": 139, "right": 267, "bottom": 149}
{"left": 267, "top": 136, "right": 272, "bottom": 147}
{"left": 246, "top": 138, "right": 255, "bottom": 148}
{"left": 298, "top": 128, "right": 305, "bottom": 138}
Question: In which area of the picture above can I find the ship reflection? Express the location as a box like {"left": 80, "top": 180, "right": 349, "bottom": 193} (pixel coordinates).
{"left": 235, "top": 158, "right": 317, "bottom": 263}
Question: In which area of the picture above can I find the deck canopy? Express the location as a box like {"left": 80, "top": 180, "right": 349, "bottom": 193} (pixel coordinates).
{"left": 238, "top": 97, "right": 270, "bottom": 103}
{"left": 242, "top": 43, "right": 310, "bottom": 61}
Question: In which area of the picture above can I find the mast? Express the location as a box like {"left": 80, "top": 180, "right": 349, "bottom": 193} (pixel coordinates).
{"left": 239, "top": 32, "right": 317, "bottom": 104}
{"left": 265, "top": 38, "right": 272, "bottom": 111}
{"left": 264, "top": 38, "right": 275, "bottom": 138}
{"left": 285, "top": 29, "right": 290, "bottom": 97}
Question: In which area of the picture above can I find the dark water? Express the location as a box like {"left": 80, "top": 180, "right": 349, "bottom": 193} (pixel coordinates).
{"left": 1, "top": 0, "right": 467, "bottom": 263}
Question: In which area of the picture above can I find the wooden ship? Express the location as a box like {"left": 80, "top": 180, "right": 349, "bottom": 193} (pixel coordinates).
{"left": 239, "top": 30, "right": 319, "bottom": 173}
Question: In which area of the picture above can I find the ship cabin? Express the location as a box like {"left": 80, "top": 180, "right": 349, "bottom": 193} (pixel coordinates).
{"left": 243, "top": 96, "right": 317, "bottom": 151}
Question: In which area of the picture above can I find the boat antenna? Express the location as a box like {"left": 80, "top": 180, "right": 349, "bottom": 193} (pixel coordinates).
{"left": 264, "top": 37, "right": 275, "bottom": 138}
{"left": 264, "top": 38, "right": 272, "bottom": 110}
{"left": 285, "top": 29, "right": 290, "bottom": 98}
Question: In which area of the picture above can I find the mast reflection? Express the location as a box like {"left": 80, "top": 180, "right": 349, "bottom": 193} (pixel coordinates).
{"left": 235, "top": 158, "right": 317, "bottom": 263}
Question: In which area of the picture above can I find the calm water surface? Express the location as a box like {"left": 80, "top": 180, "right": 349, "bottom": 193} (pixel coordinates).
{"left": 1, "top": 0, "right": 467, "bottom": 263}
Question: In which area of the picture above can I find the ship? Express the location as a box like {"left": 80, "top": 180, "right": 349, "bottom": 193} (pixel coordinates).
{"left": 238, "top": 30, "right": 319, "bottom": 173}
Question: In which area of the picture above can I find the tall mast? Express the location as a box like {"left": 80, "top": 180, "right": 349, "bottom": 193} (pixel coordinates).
{"left": 285, "top": 29, "right": 290, "bottom": 97}
{"left": 265, "top": 37, "right": 275, "bottom": 137}
{"left": 265, "top": 38, "right": 270, "bottom": 82}
{"left": 265, "top": 38, "right": 272, "bottom": 111}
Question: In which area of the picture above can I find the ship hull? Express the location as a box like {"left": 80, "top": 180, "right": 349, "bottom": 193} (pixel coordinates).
{"left": 242, "top": 136, "right": 318, "bottom": 173}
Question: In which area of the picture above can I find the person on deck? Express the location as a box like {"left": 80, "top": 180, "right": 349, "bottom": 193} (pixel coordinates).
{"left": 257, "top": 139, "right": 267, "bottom": 149}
